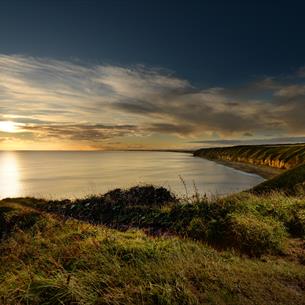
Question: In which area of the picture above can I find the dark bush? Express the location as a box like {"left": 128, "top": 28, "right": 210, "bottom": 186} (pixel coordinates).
{"left": 187, "top": 217, "right": 208, "bottom": 240}
{"left": 104, "top": 185, "right": 176, "bottom": 207}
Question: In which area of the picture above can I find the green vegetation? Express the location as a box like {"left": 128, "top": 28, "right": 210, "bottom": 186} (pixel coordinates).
{"left": 1, "top": 185, "right": 305, "bottom": 304}
{"left": 194, "top": 143, "right": 305, "bottom": 170}
{"left": 252, "top": 164, "right": 305, "bottom": 196}
{"left": 7, "top": 186, "right": 305, "bottom": 255}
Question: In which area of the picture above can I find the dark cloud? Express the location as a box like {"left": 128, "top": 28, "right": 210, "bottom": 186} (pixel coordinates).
{"left": 243, "top": 132, "right": 253, "bottom": 137}
{"left": 22, "top": 124, "right": 139, "bottom": 142}
{"left": 297, "top": 66, "right": 305, "bottom": 78}
{"left": 146, "top": 123, "right": 195, "bottom": 135}
{"left": 113, "top": 101, "right": 160, "bottom": 115}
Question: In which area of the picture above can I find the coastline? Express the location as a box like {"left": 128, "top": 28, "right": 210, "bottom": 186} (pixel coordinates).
{"left": 195, "top": 156, "right": 284, "bottom": 179}
{"left": 129, "top": 150, "right": 283, "bottom": 179}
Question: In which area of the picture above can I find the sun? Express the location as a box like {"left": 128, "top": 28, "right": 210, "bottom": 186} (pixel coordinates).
{"left": 0, "top": 121, "right": 18, "bottom": 133}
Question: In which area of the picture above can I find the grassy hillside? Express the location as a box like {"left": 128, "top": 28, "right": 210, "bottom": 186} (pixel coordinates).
{"left": 252, "top": 164, "right": 305, "bottom": 196}
{"left": 194, "top": 143, "right": 305, "bottom": 170}
{"left": 1, "top": 186, "right": 305, "bottom": 304}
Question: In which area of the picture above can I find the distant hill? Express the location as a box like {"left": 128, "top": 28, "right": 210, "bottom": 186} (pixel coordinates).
{"left": 194, "top": 143, "right": 305, "bottom": 170}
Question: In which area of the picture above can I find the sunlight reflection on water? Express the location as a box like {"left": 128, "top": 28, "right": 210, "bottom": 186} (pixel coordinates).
{"left": 0, "top": 151, "right": 264, "bottom": 199}
{"left": 0, "top": 152, "right": 21, "bottom": 198}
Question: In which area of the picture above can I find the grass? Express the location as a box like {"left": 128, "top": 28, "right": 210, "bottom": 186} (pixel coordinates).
{"left": 194, "top": 143, "right": 305, "bottom": 170}
{"left": 7, "top": 186, "right": 304, "bottom": 255}
{"left": 252, "top": 164, "right": 305, "bottom": 196}
{"left": 0, "top": 197, "right": 305, "bottom": 305}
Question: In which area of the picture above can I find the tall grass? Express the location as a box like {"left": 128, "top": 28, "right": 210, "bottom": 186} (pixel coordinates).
{"left": 4, "top": 186, "right": 305, "bottom": 256}
{"left": 0, "top": 201, "right": 305, "bottom": 305}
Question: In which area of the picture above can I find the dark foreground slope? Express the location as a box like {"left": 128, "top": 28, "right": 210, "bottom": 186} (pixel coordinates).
{"left": 1, "top": 186, "right": 305, "bottom": 305}
{"left": 194, "top": 144, "right": 305, "bottom": 171}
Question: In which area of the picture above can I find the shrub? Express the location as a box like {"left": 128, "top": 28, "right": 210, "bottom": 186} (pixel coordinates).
{"left": 7, "top": 186, "right": 302, "bottom": 256}
{"left": 289, "top": 208, "right": 305, "bottom": 237}
{"left": 10, "top": 212, "right": 41, "bottom": 231}
{"left": 0, "top": 206, "right": 41, "bottom": 240}
{"left": 104, "top": 185, "right": 176, "bottom": 207}
{"left": 226, "top": 213, "right": 287, "bottom": 256}
{"left": 187, "top": 217, "right": 208, "bottom": 240}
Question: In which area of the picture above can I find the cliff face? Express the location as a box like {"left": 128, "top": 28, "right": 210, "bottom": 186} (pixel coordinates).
{"left": 194, "top": 144, "right": 305, "bottom": 170}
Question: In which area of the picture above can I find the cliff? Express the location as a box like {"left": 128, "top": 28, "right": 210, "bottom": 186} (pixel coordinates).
{"left": 194, "top": 144, "right": 305, "bottom": 170}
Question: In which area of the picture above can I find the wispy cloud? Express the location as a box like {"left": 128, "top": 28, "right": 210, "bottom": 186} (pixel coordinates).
{"left": 22, "top": 124, "right": 139, "bottom": 141}
{"left": 0, "top": 54, "right": 304, "bottom": 149}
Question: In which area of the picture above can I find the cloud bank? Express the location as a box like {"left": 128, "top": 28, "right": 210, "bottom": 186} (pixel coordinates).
{"left": 0, "top": 54, "right": 304, "bottom": 149}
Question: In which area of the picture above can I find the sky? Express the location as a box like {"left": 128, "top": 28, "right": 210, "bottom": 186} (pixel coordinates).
{"left": 0, "top": 0, "right": 305, "bottom": 150}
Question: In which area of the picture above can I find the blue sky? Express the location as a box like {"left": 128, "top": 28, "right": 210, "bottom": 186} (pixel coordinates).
{"left": 2, "top": 0, "right": 305, "bottom": 85}
{"left": 0, "top": 0, "right": 305, "bottom": 149}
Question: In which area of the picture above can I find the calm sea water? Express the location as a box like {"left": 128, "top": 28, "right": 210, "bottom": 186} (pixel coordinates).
{"left": 0, "top": 151, "right": 264, "bottom": 199}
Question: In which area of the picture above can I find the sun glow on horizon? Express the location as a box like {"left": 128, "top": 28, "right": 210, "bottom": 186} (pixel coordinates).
{"left": 0, "top": 121, "right": 19, "bottom": 133}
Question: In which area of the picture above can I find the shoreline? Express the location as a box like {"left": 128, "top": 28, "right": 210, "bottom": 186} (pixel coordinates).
{"left": 137, "top": 150, "right": 283, "bottom": 179}
{"left": 143, "top": 150, "right": 285, "bottom": 179}
{"left": 195, "top": 156, "right": 284, "bottom": 179}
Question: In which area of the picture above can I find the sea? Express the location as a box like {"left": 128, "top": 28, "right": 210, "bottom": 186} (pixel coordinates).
{"left": 0, "top": 151, "right": 264, "bottom": 199}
